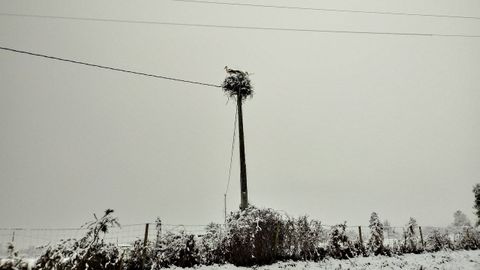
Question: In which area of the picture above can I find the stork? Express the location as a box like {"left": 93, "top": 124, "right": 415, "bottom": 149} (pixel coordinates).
{"left": 225, "top": 66, "right": 243, "bottom": 75}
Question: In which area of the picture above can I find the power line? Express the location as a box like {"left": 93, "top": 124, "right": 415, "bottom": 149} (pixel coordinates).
{"left": 224, "top": 106, "right": 237, "bottom": 223}
{"left": 173, "top": 0, "right": 480, "bottom": 21}
{"left": 0, "top": 46, "right": 221, "bottom": 88}
{"left": 1, "top": 13, "right": 479, "bottom": 38}
{"left": 225, "top": 106, "right": 238, "bottom": 195}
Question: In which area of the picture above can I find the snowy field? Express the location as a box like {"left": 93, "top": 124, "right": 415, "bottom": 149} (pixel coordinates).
{"left": 0, "top": 250, "right": 479, "bottom": 270}
{"left": 178, "top": 250, "right": 480, "bottom": 270}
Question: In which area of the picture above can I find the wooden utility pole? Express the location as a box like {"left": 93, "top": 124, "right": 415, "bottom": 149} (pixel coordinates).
{"left": 223, "top": 67, "right": 252, "bottom": 211}
{"left": 237, "top": 87, "right": 248, "bottom": 210}
{"left": 142, "top": 223, "right": 149, "bottom": 270}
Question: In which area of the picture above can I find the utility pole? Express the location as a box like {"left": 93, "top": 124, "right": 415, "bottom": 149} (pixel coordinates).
{"left": 223, "top": 66, "right": 252, "bottom": 211}
{"left": 236, "top": 87, "right": 248, "bottom": 210}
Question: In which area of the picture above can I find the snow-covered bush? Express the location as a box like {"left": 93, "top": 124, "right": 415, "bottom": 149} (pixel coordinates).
{"left": 390, "top": 240, "right": 403, "bottom": 255}
{"left": 0, "top": 259, "right": 25, "bottom": 270}
{"left": 281, "top": 216, "right": 297, "bottom": 259}
{"left": 0, "top": 243, "right": 31, "bottom": 270}
{"left": 221, "top": 207, "right": 327, "bottom": 265}
{"left": 196, "top": 223, "right": 226, "bottom": 265}
{"left": 454, "top": 226, "right": 480, "bottom": 250}
{"left": 292, "top": 216, "right": 325, "bottom": 261}
{"left": 35, "top": 209, "right": 122, "bottom": 270}
{"left": 124, "top": 224, "right": 213, "bottom": 269}
{"left": 280, "top": 215, "right": 326, "bottom": 261}
{"left": 223, "top": 206, "right": 287, "bottom": 266}
{"left": 367, "top": 212, "right": 389, "bottom": 256}
{"left": 425, "top": 229, "right": 453, "bottom": 252}
{"left": 155, "top": 230, "right": 198, "bottom": 268}
{"left": 400, "top": 217, "right": 422, "bottom": 254}
{"left": 326, "top": 223, "right": 358, "bottom": 259}
{"left": 123, "top": 239, "right": 153, "bottom": 270}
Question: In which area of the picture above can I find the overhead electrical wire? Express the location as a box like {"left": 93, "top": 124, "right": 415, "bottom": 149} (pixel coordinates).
{"left": 0, "top": 13, "right": 479, "bottom": 38}
{"left": 0, "top": 46, "right": 221, "bottom": 88}
{"left": 223, "top": 107, "right": 237, "bottom": 223}
{"left": 225, "top": 107, "right": 238, "bottom": 195}
{"left": 173, "top": 0, "right": 480, "bottom": 21}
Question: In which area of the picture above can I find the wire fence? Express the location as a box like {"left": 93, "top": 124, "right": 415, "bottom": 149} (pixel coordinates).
{"left": 0, "top": 223, "right": 467, "bottom": 258}
{"left": 0, "top": 223, "right": 211, "bottom": 258}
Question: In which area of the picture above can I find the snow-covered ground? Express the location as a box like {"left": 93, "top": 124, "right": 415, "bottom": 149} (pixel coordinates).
{"left": 1, "top": 250, "right": 479, "bottom": 270}
{"left": 179, "top": 250, "right": 480, "bottom": 270}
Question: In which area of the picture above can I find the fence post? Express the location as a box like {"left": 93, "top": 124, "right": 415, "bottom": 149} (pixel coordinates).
{"left": 144, "top": 223, "right": 150, "bottom": 246}
{"left": 155, "top": 219, "right": 162, "bottom": 248}
{"left": 419, "top": 226, "right": 425, "bottom": 247}
{"left": 142, "top": 223, "right": 149, "bottom": 270}
{"left": 358, "top": 226, "right": 363, "bottom": 246}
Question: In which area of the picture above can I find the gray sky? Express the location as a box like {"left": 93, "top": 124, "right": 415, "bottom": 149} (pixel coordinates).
{"left": 1, "top": 0, "right": 479, "bottom": 229}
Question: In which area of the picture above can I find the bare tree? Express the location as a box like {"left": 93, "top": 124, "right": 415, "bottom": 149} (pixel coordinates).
{"left": 452, "top": 210, "right": 471, "bottom": 227}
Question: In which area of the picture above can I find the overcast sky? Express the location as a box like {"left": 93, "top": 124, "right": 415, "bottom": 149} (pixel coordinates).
{"left": 1, "top": 0, "right": 479, "bottom": 229}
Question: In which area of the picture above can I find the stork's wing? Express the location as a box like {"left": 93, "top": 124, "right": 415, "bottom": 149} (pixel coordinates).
{"left": 227, "top": 69, "right": 243, "bottom": 74}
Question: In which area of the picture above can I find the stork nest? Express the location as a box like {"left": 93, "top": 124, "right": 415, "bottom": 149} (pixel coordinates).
{"left": 222, "top": 71, "right": 253, "bottom": 100}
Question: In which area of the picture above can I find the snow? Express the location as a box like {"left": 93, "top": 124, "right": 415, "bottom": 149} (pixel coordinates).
{"left": 1, "top": 250, "right": 479, "bottom": 269}
{"left": 173, "top": 250, "right": 480, "bottom": 270}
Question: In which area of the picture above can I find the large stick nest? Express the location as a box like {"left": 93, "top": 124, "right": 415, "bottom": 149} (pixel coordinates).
{"left": 222, "top": 70, "right": 253, "bottom": 100}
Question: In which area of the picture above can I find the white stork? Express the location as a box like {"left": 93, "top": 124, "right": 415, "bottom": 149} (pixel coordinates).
{"left": 224, "top": 66, "right": 243, "bottom": 75}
